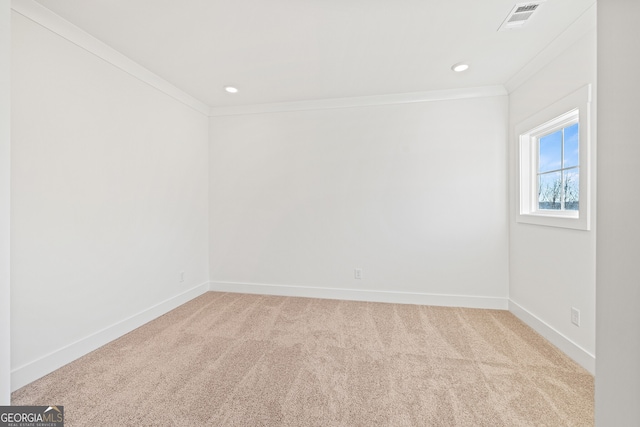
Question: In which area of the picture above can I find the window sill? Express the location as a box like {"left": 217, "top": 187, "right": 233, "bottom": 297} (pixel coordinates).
{"left": 516, "top": 212, "right": 589, "bottom": 230}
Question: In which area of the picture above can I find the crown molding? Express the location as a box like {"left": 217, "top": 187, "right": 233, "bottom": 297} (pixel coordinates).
{"left": 209, "top": 85, "right": 508, "bottom": 117}
{"left": 11, "top": 0, "right": 210, "bottom": 116}
{"left": 505, "top": 3, "right": 596, "bottom": 93}
{"left": 11, "top": 0, "right": 596, "bottom": 115}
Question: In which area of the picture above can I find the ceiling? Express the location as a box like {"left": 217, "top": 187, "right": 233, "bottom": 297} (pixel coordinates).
{"left": 32, "top": 0, "right": 596, "bottom": 108}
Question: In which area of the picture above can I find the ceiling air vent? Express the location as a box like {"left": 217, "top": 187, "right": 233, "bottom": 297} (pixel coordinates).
{"left": 498, "top": 1, "right": 546, "bottom": 31}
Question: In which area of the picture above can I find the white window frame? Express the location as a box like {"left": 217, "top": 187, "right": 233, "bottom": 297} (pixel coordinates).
{"left": 516, "top": 85, "right": 592, "bottom": 230}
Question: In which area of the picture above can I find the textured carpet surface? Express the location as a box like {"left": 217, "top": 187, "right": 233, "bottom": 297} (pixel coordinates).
{"left": 12, "top": 292, "right": 594, "bottom": 426}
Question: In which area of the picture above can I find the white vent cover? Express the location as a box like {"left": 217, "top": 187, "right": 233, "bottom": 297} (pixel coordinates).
{"left": 498, "top": 1, "right": 547, "bottom": 31}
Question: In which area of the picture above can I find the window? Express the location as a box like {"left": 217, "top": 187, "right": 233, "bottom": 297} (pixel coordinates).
{"left": 536, "top": 112, "right": 579, "bottom": 212}
{"left": 516, "top": 85, "right": 592, "bottom": 230}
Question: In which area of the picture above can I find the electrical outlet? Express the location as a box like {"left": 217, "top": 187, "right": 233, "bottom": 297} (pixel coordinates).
{"left": 179, "top": 271, "right": 185, "bottom": 283}
{"left": 571, "top": 307, "right": 580, "bottom": 326}
{"left": 354, "top": 268, "right": 362, "bottom": 279}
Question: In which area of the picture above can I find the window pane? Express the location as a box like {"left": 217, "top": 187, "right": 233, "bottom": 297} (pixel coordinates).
{"left": 539, "top": 171, "right": 562, "bottom": 210}
{"left": 564, "top": 169, "right": 579, "bottom": 211}
{"left": 564, "top": 123, "right": 579, "bottom": 168}
{"left": 539, "top": 130, "right": 562, "bottom": 173}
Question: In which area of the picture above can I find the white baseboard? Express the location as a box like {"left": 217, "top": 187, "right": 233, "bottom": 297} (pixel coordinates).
{"left": 11, "top": 282, "right": 209, "bottom": 392}
{"left": 509, "top": 299, "right": 595, "bottom": 375}
{"left": 11, "top": 281, "right": 592, "bottom": 392}
{"left": 208, "top": 280, "right": 509, "bottom": 310}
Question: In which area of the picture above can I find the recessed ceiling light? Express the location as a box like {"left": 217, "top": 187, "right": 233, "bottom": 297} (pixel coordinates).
{"left": 224, "top": 86, "right": 238, "bottom": 93}
{"left": 451, "top": 63, "right": 470, "bottom": 72}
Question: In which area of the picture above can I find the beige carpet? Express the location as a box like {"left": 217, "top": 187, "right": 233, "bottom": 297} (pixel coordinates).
{"left": 12, "top": 292, "right": 594, "bottom": 426}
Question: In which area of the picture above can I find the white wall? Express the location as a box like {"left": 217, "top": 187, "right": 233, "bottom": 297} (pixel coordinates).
{"left": 596, "top": 1, "right": 640, "bottom": 424}
{"left": 209, "top": 95, "right": 509, "bottom": 307}
{"left": 7, "top": 0, "right": 609, "bottom": 399}
{"left": 10, "top": 12, "right": 209, "bottom": 389}
{"left": 0, "top": 0, "right": 11, "bottom": 405}
{"left": 508, "top": 28, "right": 597, "bottom": 373}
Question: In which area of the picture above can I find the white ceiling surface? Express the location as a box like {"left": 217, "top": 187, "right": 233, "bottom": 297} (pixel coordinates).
{"left": 32, "top": 0, "right": 595, "bottom": 108}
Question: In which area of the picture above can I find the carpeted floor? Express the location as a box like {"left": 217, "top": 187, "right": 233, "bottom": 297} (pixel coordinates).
{"left": 12, "top": 292, "right": 594, "bottom": 426}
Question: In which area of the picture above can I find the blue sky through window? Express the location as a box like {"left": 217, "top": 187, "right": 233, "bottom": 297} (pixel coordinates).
{"left": 564, "top": 123, "right": 579, "bottom": 167}
{"left": 539, "top": 130, "right": 562, "bottom": 172}
{"left": 538, "top": 122, "right": 579, "bottom": 211}
{"left": 539, "top": 123, "right": 579, "bottom": 173}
